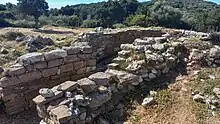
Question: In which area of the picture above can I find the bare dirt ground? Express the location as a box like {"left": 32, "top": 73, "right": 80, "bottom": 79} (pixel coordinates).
{"left": 0, "top": 108, "right": 40, "bottom": 124}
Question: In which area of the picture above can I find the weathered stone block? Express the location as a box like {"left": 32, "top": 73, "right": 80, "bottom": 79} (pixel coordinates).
{"left": 74, "top": 61, "right": 85, "bottom": 70}
{"left": 49, "top": 105, "right": 73, "bottom": 123}
{"left": 77, "top": 78, "right": 97, "bottom": 94}
{"left": 18, "top": 52, "right": 45, "bottom": 65}
{"left": 57, "top": 81, "right": 78, "bottom": 92}
{"left": 18, "top": 71, "right": 42, "bottom": 83}
{"left": 77, "top": 67, "right": 86, "bottom": 75}
{"left": 48, "top": 59, "right": 63, "bottom": 68}
{"left": 33, "top": 90, "right": 63, "bottom": 105}
{"left": 78, "top": 54, "right": 92, "bottom": 60}
{"left": 62, "top": 46, "right": 81, "bottom": 55}
{"left": 0, "top": 76, "right": 21, "bottom": 88}
{"left": 64, "top": 55, "right": 80, "bottom": 63}
{"left": 45, "top": 49, "right": 67, "bottom": 61}
{"left": 4, "top": 64, "right": 26, "bottom": 77}
{"left": 34, "top": 62, "right": 47, "bottom": 69}
{"left": 88, "top": 91, "right": 112, "bottom": 108}
{"left": 87, "top": 59, "right": 96, "bottom": 66}
{"left": 51, "top": 72, "right": 71, "bottom": 80}
{"left": 81, "top": 45, "right": 92, "bottom": 54}
{"left": 86, "top": 67, "right": 96, "bottom": 73}
{"left": 59, "top": 63, "right": 73, "bottom": 73}
{"left": 88, "top": 72, "right": 112, "bottom": 86}
{"left": 42, "top": 67, "right": 58, "bottom": 77}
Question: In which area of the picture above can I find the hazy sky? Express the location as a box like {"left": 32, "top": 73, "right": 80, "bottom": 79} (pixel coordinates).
{"left": 0, "top": 0, "right": 219, "bottom": 8}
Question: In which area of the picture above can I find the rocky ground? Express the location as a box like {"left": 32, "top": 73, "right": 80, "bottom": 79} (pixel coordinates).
{"left": 124, "top": 67, "right": 220, "bottom": 124}
{"left": 0, "top": 26, "right": 92, "bottom": 67}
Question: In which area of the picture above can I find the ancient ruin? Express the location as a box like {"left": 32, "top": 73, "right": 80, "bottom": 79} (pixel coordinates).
{"left": 1, "top": 28, "right": 220, "bottom": 123}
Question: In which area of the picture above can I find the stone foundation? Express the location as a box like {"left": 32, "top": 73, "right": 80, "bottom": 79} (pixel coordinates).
{"left": 0, "top": 45, "right": 96, "bottom": 115}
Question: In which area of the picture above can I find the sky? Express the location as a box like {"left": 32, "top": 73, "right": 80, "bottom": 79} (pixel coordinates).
{"left": 0, "top": 0, "right": 219, "bottom": 8}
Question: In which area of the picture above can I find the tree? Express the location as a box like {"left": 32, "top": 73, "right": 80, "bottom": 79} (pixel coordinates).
{"left": 17, "top": 0, "right": 49, "bottom": 29}
{"left": 68, "top": 15, "right": 81, "bottom": 27}
{"left": 150, "top": 1, "right": 183, "bottom": 28}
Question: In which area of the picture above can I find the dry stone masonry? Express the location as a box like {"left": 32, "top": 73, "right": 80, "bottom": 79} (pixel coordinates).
{"left": 0, "top": 28, "right": 218, "bottom": 120}
{"left": 0, "top": 45, "right": 96, "bottom": 115}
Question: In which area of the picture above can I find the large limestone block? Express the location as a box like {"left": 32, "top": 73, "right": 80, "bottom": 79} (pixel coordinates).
{"left": 4, "top": 64, "right": 26, "bottom": 77}
{"left": 0, "top": 76, "right": 21, "bottom": 88}
{"left": 64, "top": 55, "right": 80, "bottom": 63}
{"left": 87, "top": 59, "right": 96, "bottom": 66}
{"left": 106, "top": 69, "right": 142, "bottom": 86}
{"left": 77, "top": 78, "right": 97, "bottom": 94}
{"left": 18, "top": 52, "right": 45, "bottom": 65}
{"left": 74, "top": 61, "right": 85, "bottom": 70}
{"left": 33, "top": 90, "right": 63, "bottom": 105}
{"left": 45, "top": 49, "right": 67, "bottom": 61}
{"left": 48, "top": 59, "right": 63, "bottom": 68}
{"left": 34, "top": 62, "right": 47, "bottom": 69}
{"left": 49, "top": 105, "right": 73, "bottom": 123}
{"left": 57, "top": 81, "right": 78, "bottom": 92}
{"left": 59, "top": 63, "right": 73, "bottom": 73}
{"left": 18, "top": 71, "right": 42, "bottom": 83}
{"left": 78, "top": 54, "right": 92, "bottom": 60}
{"left": 88, "top": 72, "right": 112, "bottom": 86}
{"left": 42, "top": 67, "right": 58, "bottom": 77}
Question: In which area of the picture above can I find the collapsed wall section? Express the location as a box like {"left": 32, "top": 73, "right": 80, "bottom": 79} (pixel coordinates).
{"left": 0, "top": 45, "right": 96, "bottom": 115}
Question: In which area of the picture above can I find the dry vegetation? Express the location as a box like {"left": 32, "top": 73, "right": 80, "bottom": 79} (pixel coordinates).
{"left": 124, "top": 68, "right": 220, "bottom": 124}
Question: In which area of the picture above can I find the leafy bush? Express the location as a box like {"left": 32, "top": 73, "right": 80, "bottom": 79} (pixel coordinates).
{"left": 125, "top": 14, "right": 155, "bottom": 27}
{"left": 14, "top": 20, "right": 35, "bottom": 28}
{"left": 56, "top": 20, "right": 64, "bottom": 26}
{"left": 81, "top": 20, "right": 99, "bottom": 28}
{"left": 68, "top": 15, "right": 81, "bottom": 27}
{"left": 3, "top": 31, "right": 24, "bottom": 40}
{"left": 113, "top": 23, "right": 127, "bottom": 29}
{"left": 39, "top": 16, "right": 51, "bottom": 26}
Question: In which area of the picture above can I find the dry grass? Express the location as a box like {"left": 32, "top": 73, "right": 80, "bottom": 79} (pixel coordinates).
{"left": 125, "top": 68, "right": 220, "bottom": 124}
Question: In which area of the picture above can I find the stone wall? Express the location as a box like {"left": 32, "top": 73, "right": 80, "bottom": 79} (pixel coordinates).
{"left": 0, "top": 45, "right": 96, "bottom": 115}
{"left": 32, "top": 35, "right": 188, "bottom": 124}
{"left": 0, "top": 29, "right": 165, "bottom": 115}
{"left": 73, "top": 29, "right": 164, "bottom": 61}
{"left": 31, "top": 30, "right": 219, "bottom": 124}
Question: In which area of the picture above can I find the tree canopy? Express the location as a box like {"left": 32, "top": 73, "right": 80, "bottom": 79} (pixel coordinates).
{"left": 0, "top": 0, "right": 220, "bottom": 32}
{"left": 17, "top": 0, "right": 49, "bottom": 28}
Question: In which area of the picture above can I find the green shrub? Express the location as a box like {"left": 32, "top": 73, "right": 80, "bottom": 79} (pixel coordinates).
{"left": 113, "top": 23, "right": 127, "bottom": 29}
{"left": 14, "top": 20, "right": 35, "bottom": 28}
{"left": 68, "top": 15, "right": 81, "bottom": 27}
{"left": 81, "top": 20, "right": 99, "bottom": 28}
{"left": 125, "top": 14, "right": 155, "bottom": 27}
{"left": 56, "top": 19, "right": 64, "bottom": 26}
{"left": 39, "top": 15, "right": 51, "bottom": 26}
